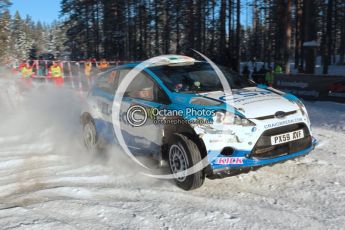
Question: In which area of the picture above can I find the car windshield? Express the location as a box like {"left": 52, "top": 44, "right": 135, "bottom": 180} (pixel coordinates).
{"left": 149, "top": 62, "right": 255, "bottom": 93}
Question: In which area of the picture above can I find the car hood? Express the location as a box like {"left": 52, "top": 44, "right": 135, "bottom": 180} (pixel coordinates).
{"left": 199, "top": 87, "right": 298, "bottom": 118}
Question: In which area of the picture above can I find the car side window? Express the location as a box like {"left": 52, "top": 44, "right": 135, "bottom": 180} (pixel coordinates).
{"left": 156, "top": 85, "right": 171, "bottom": 104}
{"left": 126, "top": 72, "right": 155, "bottom": 101}
{"left": 118, "top": 69, "right": 131, "bottom": 85}
{"left": 118, "top": 69, "right": 170, "bottom": 104}
{"left": 95, "top": 70, "right": 117, "bottom": 94}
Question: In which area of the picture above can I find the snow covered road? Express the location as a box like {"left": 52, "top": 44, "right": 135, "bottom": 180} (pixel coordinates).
{"left": 0, "top": 79, "right": 344, "bottom": 229}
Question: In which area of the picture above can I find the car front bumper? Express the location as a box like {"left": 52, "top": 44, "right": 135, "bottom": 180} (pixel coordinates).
{"left": 207, "top": 137, "right": 317, "bottom": 178}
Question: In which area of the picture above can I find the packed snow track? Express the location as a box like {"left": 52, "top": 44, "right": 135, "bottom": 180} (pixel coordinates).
{"left": 0, "top": 78, "right": 344, "bottom": 229}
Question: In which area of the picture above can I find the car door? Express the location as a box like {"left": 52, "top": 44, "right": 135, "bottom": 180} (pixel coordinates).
{"left": 117, "top": 68, "right": 171, "bottom": 157}
{"left": 91, "top": 69, "right": 118, "bottom": 143}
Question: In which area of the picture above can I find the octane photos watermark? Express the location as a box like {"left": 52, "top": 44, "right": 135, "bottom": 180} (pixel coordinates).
{"left": 126, "top": 105, "right": 215, "bottom": 127}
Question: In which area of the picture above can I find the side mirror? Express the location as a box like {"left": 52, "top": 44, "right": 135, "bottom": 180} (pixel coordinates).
{"left": 123, "top": 91, "right": 131, "bottom": 97}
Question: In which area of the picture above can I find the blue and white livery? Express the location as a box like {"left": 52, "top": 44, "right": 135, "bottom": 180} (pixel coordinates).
{"left": 81, "top": 55, "right": 317, "bottom": 190}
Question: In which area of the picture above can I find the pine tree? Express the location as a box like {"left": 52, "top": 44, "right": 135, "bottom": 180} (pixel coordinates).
{"left": 0, "top": 0, "right": 11, "bottom": 15}
{"left": 57, "top": 0, "right": 345, "bottom": 73}
{"left": 0, "top": 10, "right": 11, "bottom": 61}
{"left": 323, "top": 0, "right": 334, "bottom": 74}
{"left": 0, "top": 3, "right": 70, "bottom": 62}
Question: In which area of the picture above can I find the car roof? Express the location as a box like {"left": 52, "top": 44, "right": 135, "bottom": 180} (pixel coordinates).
{"left": 116, "top": 55, "right": 198, "bottom": 69}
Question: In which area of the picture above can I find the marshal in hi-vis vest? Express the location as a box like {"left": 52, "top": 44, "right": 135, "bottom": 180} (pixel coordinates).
{"left": 51, "top": 65, "right": 62, "bottom": 78}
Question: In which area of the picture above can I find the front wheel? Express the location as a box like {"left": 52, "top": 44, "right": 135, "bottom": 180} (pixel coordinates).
{"left": 167, "top": 134, "right": 205, "bottom": 190}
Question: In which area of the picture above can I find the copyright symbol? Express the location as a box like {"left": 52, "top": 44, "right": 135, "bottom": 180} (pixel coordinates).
{"left": 126, "top": 105, "right": 148, "bottom": 127}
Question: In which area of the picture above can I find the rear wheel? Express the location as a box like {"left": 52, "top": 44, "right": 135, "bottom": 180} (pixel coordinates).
{"left": 83, "top": 120, "right": 99, "bottom": 154}
{"left": 168, "top": 134, "right": 205, "bottom": 190}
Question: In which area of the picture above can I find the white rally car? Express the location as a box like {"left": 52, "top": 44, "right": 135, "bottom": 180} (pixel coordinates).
{"left": 81, "top": 55, "right": 317, "bottom": 190}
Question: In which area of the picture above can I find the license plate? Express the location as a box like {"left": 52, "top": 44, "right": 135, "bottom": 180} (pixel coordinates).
{"left": 271, "top": 129, "right": 304, "bottom": 145}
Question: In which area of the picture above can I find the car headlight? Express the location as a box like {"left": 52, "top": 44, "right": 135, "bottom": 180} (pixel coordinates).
{"left": 296, "top": 100, "right": 310, "bottom": 123}
{"left": 296, "top": 100, "right": 306, "bottom": 115}
{"left": 234, "top": 114, "right": 256, "bottom": 126}
{"left": 213, "top": 110, "right": 256, "bottom": 127}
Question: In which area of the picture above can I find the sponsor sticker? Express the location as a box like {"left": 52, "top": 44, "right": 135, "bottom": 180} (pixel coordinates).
{"left": 264, "top": 118, "right": 303, "bottom": 129}
{"left": 329, "top": 92, "right": 345, "bottom": 98}
{"left": 219, "top": 90, "right": 275, "bottom": 103}
{"left": 277, "top": 81, "right": 309, "bottom": 89}
{"left": 216, "top": 157, "right": 244, "bottom": 165}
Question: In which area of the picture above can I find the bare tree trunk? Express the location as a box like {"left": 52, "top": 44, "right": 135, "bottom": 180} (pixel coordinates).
{"left": 252, "top": 0, "right": 259, "bottom": 60}
{"left": 340, "top": 13, "right": 345, "bottom": 63}
{"left": 219, "top": 0, "right": 226, "bottom": 61}
{"left": 303, "top": 0, "right": 317, "bottom": 74}
{"left": 294, "top": 0, "right": 302, "bottom": 70}
{"left": 154, "top": 0, "right": 160, "bottom": 55}
{"left": 263, "top": 0, "right": 269, "bottom": 67}
{"left": 228, "top": 0, "right": 232, "bottom": 54}
{"left": 186, "top": 0, "right": 195, "bottom": 55}
{"left": 235, "top": 0, "right": 241, "bottom": 72}
{"left": 332, "top": 0, "right": 338, "bottom": 64}
{"left": 85, "top": 4, "right": 91, "bottom": 58}
{"left": 284, "top": 0, "right": 292, "bottom": 73}
{"left": 201, "top": 0, "right": 206, "bottom": 53}
{"left": 195, "top": 0, "right": 202, "bottom": 52}
{"left": 175, "top": 0, "right": 181, "bottom": 53}
{"left": 163, "top": 0, "right": 170, "bottom": 54}
{"left": 210, "top": 0, "right": 216, "bottom": 55}
{"left": 323, "top": 0, "right": 333, "bottom": 74}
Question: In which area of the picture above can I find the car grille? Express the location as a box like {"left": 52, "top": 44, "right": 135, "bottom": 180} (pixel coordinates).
{"left": 255, "top": 110, "right": 297, "bottom": 120}
{"left": 251, "top": 123, "right": 312, "bottom": 159}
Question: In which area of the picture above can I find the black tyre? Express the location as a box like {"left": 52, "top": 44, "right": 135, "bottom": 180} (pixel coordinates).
{"left": 167, "top": 134, "right": 205, "bottom": 190}
{"left": 82, "top": 119, "right": 100, "bottom": 154}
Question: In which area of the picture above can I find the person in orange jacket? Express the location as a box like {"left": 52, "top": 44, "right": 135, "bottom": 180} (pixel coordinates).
{"left": 97, "top": 58, "right": 109, "bottom": 70}
{"left": 84, "top": 60, "right": 93, "bottom": 77}
{"left": 50, "top": 61, "right": 64, "bottom": 86}
{"left": 84, "top": 59, "right": 94, "bottom": 88}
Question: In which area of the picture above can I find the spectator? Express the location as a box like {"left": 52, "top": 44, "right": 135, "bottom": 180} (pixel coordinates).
{"left": 84, "top": 60, "right": 93, "bottom": 77}
{"left": 38, "top": 57, "right": 47, "bottom": 77}
{"left": 251, "top": 57, "right": 257, "bottom": 69}
{"left": 265, "top": 67, "right": 274, "bottom": 86}
{"left": 50, "top": 61, "right": 64, "bottom": 86}
{"left": 252, "top": 67, "right": 259, "bottom": 83}
{"left": 18, "top": 60, "right": 27, "bottom": 72}
{"left": 242, "top": 65, "right": 250, "bottom": 81}
{"left": 257, "top": 66, "right": 267, "bottom": 84}
{"left": 97, "top": 58, "right": 109, "bottom": 70}
{"left": 11, "top": 59, "right": 19, "bottom": 76}
{"left": 274, "top": 64, "right": 283, "bottom": 74}
{"left": 20, "top": 62, "right": 34, "bottom": 87}
{"left": 21, "top": 63, "right": 34, "bottom": 78}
